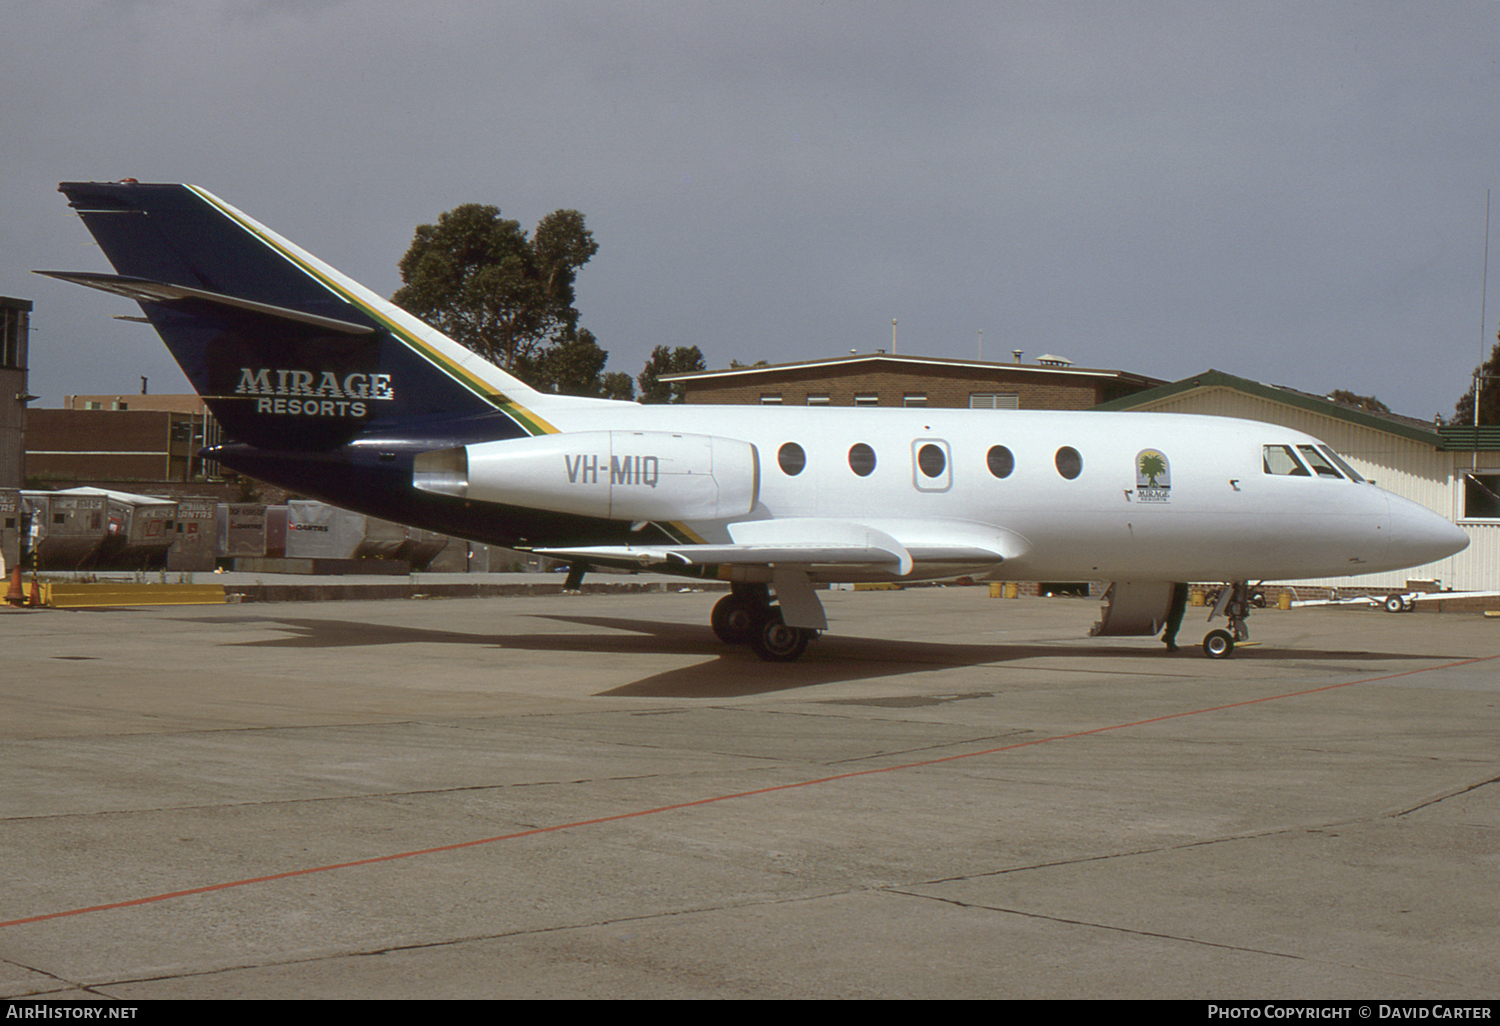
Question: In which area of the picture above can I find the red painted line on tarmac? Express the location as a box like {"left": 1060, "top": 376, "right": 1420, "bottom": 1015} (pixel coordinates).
{"left": 5, "top": 652, "right": 1497, "bottom": 929}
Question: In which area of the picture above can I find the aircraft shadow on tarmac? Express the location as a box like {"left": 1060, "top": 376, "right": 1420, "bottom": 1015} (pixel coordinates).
{"left": 190, "top": 611, "right": 1457, "bottom": 698}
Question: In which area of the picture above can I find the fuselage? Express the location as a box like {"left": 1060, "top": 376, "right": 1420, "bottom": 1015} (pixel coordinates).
{"left": 223, "top": 400, "right": 1467, "bottom": 586}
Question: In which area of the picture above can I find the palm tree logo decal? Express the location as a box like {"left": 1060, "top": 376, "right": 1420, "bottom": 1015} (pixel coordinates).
{"left": 1135, "top": 449, "right": 1170, "bottom": 501}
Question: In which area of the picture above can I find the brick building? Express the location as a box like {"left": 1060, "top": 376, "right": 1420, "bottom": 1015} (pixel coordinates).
{"left": 661, "top": 353, "right": 1163, "bottom": 409}
{"left": 25, "top": 394, "right": 223, "bottom": 487}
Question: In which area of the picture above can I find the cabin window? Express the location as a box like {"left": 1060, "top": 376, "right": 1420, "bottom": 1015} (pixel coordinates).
{"left": 1055, "top": 446, "right": 1082, "bottom": 480}
{"left": 777, "top": 442, "right": 806, "bottom": 476}
{"left": 1463, "top": 474, "right": 1500, "bottom": 519}
{"left": 1296, "top": 445, "right": 1344, "bottom": 479}
{"left": 987, "top": 445, "right": 1015, "bottom": 478}
{"left": 917, "top": 443, "right": 946, "bottom": 478}
{"left": 848, "top": 443, "right": 876, "bottom": 477}
{"left": 912, "top": 439, "right": 952, "bottom": 492}
{"left": 1263, "top": 445, "right": 1310, "bottom": 476}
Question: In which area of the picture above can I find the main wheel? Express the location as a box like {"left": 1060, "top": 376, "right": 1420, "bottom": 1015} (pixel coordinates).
{"left": 1383, "top": 595, "right": 1405, "bottom": 614}
{"left": 750, "top": 615, "right": 812, "bottom": 662}
{"left": 711, "top": 594, "right": 764, "bottom": 644}
{"left": 1203, "top": 629, "right": 1235, "bottom": 659}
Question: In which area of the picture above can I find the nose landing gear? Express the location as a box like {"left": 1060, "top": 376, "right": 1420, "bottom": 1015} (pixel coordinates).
{"left": 1202, "top": 581, "right": 1255, "bottom": 659}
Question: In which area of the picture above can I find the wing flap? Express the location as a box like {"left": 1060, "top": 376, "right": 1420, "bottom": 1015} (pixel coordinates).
{"left": 537, "top": 517, "right": 1030, "bottom": 578}
{"left": 533, "top": 542, "right": 910, "bottom": 569}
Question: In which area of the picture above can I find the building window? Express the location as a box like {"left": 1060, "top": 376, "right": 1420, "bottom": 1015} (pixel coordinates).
{"left": 0, "top": 307, "right": 26, "bottom": 370}
{"left": 1464, "top": 473, "right": 1500, "bottom": 519}
{"left": 807, "top": 395, "right": 830, "bottom": 406}
{"left": 760, "top": 394, "right": 783, "bottom": 405}
{"left": 970, "top": 393, "right": 1019, "bottom": 410}
{"left": 854, "top": 394, "right": 880, "bottom": 406}
{"left": 903, "top": 394, "right": 927, "bottom": 407}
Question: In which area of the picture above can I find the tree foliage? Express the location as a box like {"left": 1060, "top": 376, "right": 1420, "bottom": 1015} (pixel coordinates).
{"left": 392, "top": 203, "right": 598, "bottom": 372}
{"left": 1326, "top": 390, "right": 1391, "bottom": 416}
{"left": 518, "top": 329, "right": 635, "bottom": 401}
{"left": 1451, "top": 330, "right": 1500, "bottom": 426}
{"left": 637, "top": 345, "right": 706, "bottom": 404}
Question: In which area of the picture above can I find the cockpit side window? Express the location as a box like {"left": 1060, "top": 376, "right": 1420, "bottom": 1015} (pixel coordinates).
{"left": 1316, "top": 445, "right": 1366, "bottom": 483}
{"left": 1263, "top": 444, "right": 1310, "bottom": 476}
{"left": 1296, "top": 445, "right": 1344, "bottom": 479}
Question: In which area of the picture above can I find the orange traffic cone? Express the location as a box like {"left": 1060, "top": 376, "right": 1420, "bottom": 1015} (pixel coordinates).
{"left": 28, "top": 575, "right": 41, "bottom": 607}
{"left": 5, "top": 566, "right": 23, "bottom": 606}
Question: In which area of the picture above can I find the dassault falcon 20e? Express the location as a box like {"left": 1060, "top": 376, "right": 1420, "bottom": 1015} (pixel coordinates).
{"left": 40, "top": 181, "right": 1470, "bottom": 661}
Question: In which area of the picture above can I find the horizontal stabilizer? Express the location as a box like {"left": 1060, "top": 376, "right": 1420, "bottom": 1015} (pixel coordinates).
{"left": 35, "top": 270, "right": 375, "bottom": 335}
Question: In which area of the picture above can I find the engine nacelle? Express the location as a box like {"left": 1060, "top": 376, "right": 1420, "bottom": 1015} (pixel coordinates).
{"left": 413, "top": 430, "right": 759, "bottom": 522}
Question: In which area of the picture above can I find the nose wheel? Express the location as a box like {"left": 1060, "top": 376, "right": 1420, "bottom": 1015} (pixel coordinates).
{"left": 1202, "top": 582, "right": 1254, "bottom": 659}
{"left": 1203, "top": 629, "right": 1235, "bottom": 659}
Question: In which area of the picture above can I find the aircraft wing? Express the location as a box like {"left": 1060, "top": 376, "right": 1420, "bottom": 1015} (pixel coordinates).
{"left": 536, "top": 518, "right": 1029, "bottom": 578}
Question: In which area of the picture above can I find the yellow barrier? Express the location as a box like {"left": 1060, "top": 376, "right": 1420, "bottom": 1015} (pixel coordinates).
{"left": 44, "top": 583, "right": 227, "bottom": 609}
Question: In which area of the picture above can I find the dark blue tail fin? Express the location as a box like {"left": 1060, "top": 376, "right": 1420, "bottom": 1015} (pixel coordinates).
{"left": 45, "top": 182, "right": 559, "bottom": 450}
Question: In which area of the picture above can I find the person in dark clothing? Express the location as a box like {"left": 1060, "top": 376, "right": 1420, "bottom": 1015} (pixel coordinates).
{"left": 1162, "top": 582, "right": 1189, "bottom": 653}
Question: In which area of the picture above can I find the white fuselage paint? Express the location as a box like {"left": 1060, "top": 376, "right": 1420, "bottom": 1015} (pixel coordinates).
{"left": 533, "top": 402, "right": 1467, "bottom": 584}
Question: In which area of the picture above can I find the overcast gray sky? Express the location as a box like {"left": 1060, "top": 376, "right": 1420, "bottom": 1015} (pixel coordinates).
{"left": 5, "top": 0, "right": 1499, "bottom": 421}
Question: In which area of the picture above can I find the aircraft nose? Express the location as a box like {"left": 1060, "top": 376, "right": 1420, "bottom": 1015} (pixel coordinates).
{"left": 1384, "top": 492, "right": 1469, "bottom": 568}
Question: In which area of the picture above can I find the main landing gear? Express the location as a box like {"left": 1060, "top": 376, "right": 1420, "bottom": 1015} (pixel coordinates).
{"left": 711, "top": 582, "right": 820, "bottom": 662}
{"left": 1202, "top": 581, "right": 1255, "bottom": 659}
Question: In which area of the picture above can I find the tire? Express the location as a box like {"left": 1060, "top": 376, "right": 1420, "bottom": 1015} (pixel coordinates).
{"left": 711, "top": 594, "right": 763, "bottom": 644}
{"left": 750, "top": 615, "right": 812, "bottom": 662}
{"left": 1383, "top": 595, "right": 1405, "bottom": 614}
{"left": 1203, "top": 629, "right": 1235, "bottom": 659}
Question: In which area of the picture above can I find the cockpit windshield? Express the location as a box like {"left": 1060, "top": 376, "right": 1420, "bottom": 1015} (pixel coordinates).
{"left": 1263, "top": 443, "right": 1367, "bottom": 482}
{"left": 1317, "top": 445, "right": 1366, "bottom": 482}
{"left": 1296, "top": 445, "right": 1344, "bottom": 479}
{"left": 1263, "top": 445, "right": 1310, "bottom": 476}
